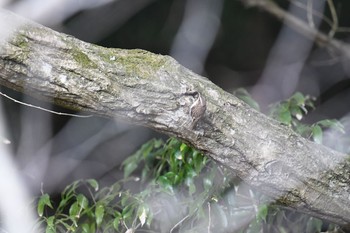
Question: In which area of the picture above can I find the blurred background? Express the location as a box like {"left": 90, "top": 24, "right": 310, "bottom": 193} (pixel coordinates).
{"left": 1, "top": 0, "right": 350, "bottom": 231}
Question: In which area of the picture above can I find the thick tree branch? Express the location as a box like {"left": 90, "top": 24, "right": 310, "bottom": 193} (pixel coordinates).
{"left": 0, "top": 10, "right": 350, "bottom": 227}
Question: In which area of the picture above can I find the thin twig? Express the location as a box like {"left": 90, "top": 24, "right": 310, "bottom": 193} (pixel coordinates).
{"left": 336, "top": 27, "right": 350, "bottom": 33}
{"left": 207, "top": 202, "right": 211, "bottom": 233}
{"left": 306, "top": 0, "right": 314, "bottom": 28}
{"left": 169, "top": 214, "right": 190, "bottom": 233}
{"left": 289, "top": 0, "right": 350, "bottom": 36}
{"left": 240, "top": 0, "right": 350, "bottom": 58}
{"left": 0, "top": 91, "right": 92, "bottom": 118}
{"left": 289, "top": 0, "right": 334, "bottom": 29}
{"left": 327, "top": 0, "right": 338, "bottom": 37}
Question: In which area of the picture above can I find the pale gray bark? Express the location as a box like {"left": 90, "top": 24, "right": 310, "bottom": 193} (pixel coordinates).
{"left": 0, "top": 9, "right": 350, "bottom": 227}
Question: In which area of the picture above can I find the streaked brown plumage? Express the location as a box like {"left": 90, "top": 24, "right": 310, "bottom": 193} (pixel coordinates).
{"left": 189, "top": 92, "right": 206, "bottom": 129}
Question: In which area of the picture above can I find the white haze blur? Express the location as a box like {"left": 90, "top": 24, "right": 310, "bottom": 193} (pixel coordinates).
{"left": 0, "top": 10, "right": 38, "bottom": 232}
{"left": 0, "top": 107, "right": 37, "bottom": 233}
{"left": 170, "top": 0, "right": 224, "bottom": 74}
{"left": 7, "top": 0, "right": 113, "bottom": 25}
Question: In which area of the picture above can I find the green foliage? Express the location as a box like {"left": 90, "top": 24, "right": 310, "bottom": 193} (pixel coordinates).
{"left": 37, "top": 194, "right": 53, "bottom": 217}
{"left": 233, "top": 88, "right": 260, "bottom": 111}
{"left": 37, "top": 90, "right": 346, "bottom": 232}
{"left": 121, "top": 138, "right": 210, "bottom": 193}
{"left": 37, "top": 178, "right": 150, "bottom": 232}
{"left": 37, "top": 138, "right": 234, "bottom": 232}
{"left": 269, "top": 92, "right": 344, "bottom": 144}
{"left": 269, "top": 92, "right": 315, "bottom": 126}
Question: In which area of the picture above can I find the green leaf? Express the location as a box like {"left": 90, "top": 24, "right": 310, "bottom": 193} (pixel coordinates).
{"left": 110, "top": 182, "right": 121, "bottom": 193}
{"left": 316, "top": 119, "right": 335, "bottom": 127}
{"left": 45, "top": 216, "right": 56, "bottom": 233}
{"left": 185, "top": 165, "right": 197, "bottom": 178}
{"left": 81, "top": 223, "right": 91, "bottom": 233}
{"left": 95, "top": 204, "right": 105, "bottom": 228}
{"left": 157, "top": 176, "right": 173, "bottom": 193}
{"left": 77, "top": 194, "right": 89, "bottom": 210}
{"left": 58, "top": 181, "right": 81, "bottom": 213}
{"left": 240, "top": 95, "right": 260, "bottom": 110}
{"left": 113, "top": 216, "right": 121, "bottom": 231}
{"left": 154, "top": 139, "right": 163, "bottom": 148}
{"left": 257, "top": 204, "right": 268, "bottom": 222}
{"left": 180, "top": 143, "right": 189, "bottom": 153}
{"left": 37, "top": 194, "right": 53, "bottom": 217}
{"left": 168, "top": 138, "right": 180, "bottom": 147}
{"left": 291, "top": 92, "right": 305, "bottom": 105}
{"left": 141, "top": 140, "right": 155, "bottom": 157}
{"left": 233, "top": 88, "right": 249, "bottom": 96}
{"left": 312, "top": 125, "right": 323, "bottom": 144}
{"left": 123, "top": 162, "right": 138, "bottom": 178}
{"left": 69, "top": 202, "right": 80, "bottom": 219}
{"left": 278, "top": 110, "right": 292, "bottom": 125}
{"left": 57, "top": 197, "right": 69, "bottom": 212}
{"left": 157, "top": 176, "right": 170, "bottom": 187}
{"left": 62, "top": 180, "right": 80, "bottom": 198}
{"left": 86, "top": 179, "right": 99, "bottom": 191}
{"left": 234, "top": 88, "right": 260, "bottom": 111}
{"left": 138, "top": 206, "right": 147, "bottom": 226}
{"left": 122, "top": 204, "right": 135, "bottom": 220}
{"left": 164, "top": 172, "right": 176, "bottom": 184}
{"left": 174, "top": 174, "right": 181, "bottom": 185}
{"left": 141, "top": 167, "right": 150, "bottom": 182}
{"left": 278, "top": 102, "right": 290, "bottom": 112}
{"left": 317, "top": 119, "right": 345, "bottom": 133}
{"left": 121, "top": 193, "right": 131, "bottom": 207}
{"left": 122, "top": 154, "right": 138, "bottom": 166}
{"left": 294, "top": 123, "right": 312, "bottom": 137}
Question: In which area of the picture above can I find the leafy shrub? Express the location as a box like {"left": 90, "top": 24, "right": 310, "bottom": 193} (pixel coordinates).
{"left": 269, "top": 92, "right": 344, "bottom": 144}
{"left": 37, "top": 90, "right": 345, "bottom": 232}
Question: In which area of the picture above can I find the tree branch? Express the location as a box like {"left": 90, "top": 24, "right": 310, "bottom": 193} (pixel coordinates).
{"left": 0, "top": 9, "right": 350, "bottom": 227}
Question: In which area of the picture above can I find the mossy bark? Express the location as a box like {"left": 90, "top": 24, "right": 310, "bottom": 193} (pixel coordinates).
{"left": 0, "top": 9, "right": 350, "bottom": 227}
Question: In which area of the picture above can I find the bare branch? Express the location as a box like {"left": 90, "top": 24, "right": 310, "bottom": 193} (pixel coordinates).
{"left": 240, "top": 0, "right": 350, "bottom": 58}
{"left": 0, "top": 91, "right": 92, "bottom": 118}
{"left": 326, "top": 0, "right": 338, "bottom": 38}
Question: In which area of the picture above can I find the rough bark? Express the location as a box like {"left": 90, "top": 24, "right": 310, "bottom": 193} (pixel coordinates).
{"left": 0, "top": 10, "right": 350, "bottom": 227}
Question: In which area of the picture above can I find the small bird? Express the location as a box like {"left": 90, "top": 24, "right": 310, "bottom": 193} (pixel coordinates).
{"left": 189, "top": 92, "right": 206, "bottom": 129}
